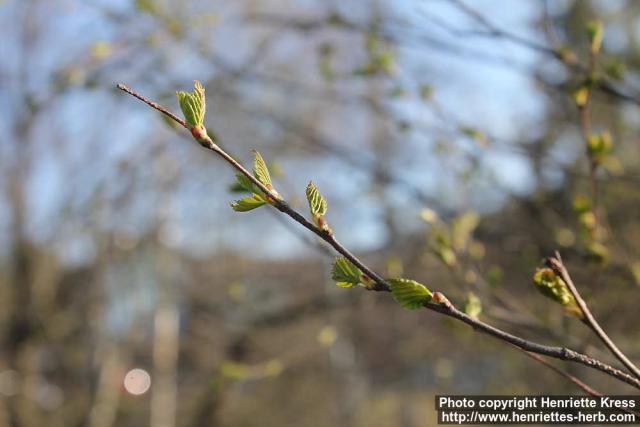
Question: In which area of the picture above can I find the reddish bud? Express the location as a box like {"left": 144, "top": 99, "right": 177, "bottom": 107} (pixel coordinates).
{"left": 432, "top": 292, "right": 452, "bottom": 308}
{"left": 190, "top": 125, "right": 208, "bottom": 142}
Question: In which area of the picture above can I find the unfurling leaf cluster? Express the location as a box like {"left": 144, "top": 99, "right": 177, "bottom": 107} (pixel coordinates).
{"left": 306, "top": 181, "right": 327, "bottom": 216}
{"left": 587, "top": 131, "right": 613, "bottom": 164}
{"left": 176, "top": 80, "right": 206, "bottom": 128}
{"left": 230, "top": 151, "right": 279, "bottom": 212}
{"left": 586, "top": 20, "right": 604, "bottom": 54}
{"left": 306, "top": 181, "right": 330, "bottom": 232}
{"left": 573, "top": 86, "right": 589, "bottom": 107}
{"left": 572, "top": 194, "right": 609, "bottom": 265}
{"left": 533, "top": 268, "right": 583, "bottom": 319}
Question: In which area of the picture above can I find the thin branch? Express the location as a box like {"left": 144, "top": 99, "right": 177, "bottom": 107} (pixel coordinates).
{"left": 449, "top": 0, "right": 640, "bottom": 107}
{"left": 519, "top": 349, "right": 602, "bottom": 397}
{"left": 449, "top": 0, "right": 557, "bottom": 57}
{"left": 117, "top": 83, "right": 640, "bottom": 390}
{"left": 521, "top": 348, "right": 640, "bottom": 419}
{"left": 424, "top": 298, "right": 640, "bottom": 389}
{"left": 117, "top": 84, "right": 187, "bottom": 128}
{"left": 574, "top": 37, "right": 601, "bottom": 227}
{"left": 577, "top": 101, "right": 600, "bottom": 223}
{"left": 547, "top": 253, "right": 640, "bottom": 380}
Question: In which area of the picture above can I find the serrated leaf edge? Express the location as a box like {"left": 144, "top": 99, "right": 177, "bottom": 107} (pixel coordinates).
{"left": 306, "top": 181, "right": 328, "bottom": 217}
{"left": 176, "top": 80, "right": 206, "bottom": 127}
{"left": 253, "top": 150, "right": 272, "bottom": 187}
{"left": 230, "top": 194, "right": 267, "bottom": 212}
{"left": 387, "top": 278, "right": 432, "bottom": 310}
{"left": 331, "top": 256, "right": 362, "bottom": 286}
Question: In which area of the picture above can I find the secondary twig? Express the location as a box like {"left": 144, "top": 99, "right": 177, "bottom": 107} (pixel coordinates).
{"left": 547, "top": 253, "right": 640, "bottom": 380}
{"left": 424, "top": 299, "right": 640, "bottom": 389}
{"left": 575, "top": 39, "right": 601, "bottom": 227}
{"left": 449, "top": 0, "right": 640, "bottom": 107}
{"left": 117, "top": 83, "right": 640, "bottom": 390}
{"left": 117, "top": 84, "right": 187, "bottom": 128}
{"left": 519, "top": 349, "right": 601, "bottom": 397}
{"left": 578, "top": 104, "right": 600, "bottom": 223}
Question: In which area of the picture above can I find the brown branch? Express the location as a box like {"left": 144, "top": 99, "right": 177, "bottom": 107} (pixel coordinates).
{"left": 547, "top": 253, "right": 640, "bottom": 380}
{"left": 519, "top": 349, "right": 602, "bottom": 397}
{"left": 116, "top": 84, "right": 187, "bottom": 128}
{"left": 522, "top": 348, "right": 640, "bottom": 418}
{"left": 116, "top": 83, "right": 640, "bottom": 390}
{"left": 578, "top": 103, "right": 600, "bottom": 222}
{"left": 424, "top": 299, "right": 640, "bottom": 389}
{"left": 574, "top": 40, "right": 601, "bottom": 227}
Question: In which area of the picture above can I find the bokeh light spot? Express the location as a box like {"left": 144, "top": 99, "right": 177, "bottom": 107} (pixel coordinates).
{"left": 124, "top": 368, "right": 151, "bottom": 395}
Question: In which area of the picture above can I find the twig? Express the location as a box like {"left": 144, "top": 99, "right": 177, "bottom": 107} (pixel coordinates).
{"left": 449, "top": 0, "right": 640, "bottom": 107}
{"left": 547, "top": 253, "right": 640, "bottom": 380}
{"left": 577, "top": 102, "right": 599, "bottom": 223}
{"left": 116, "top": 83, "right": 640, "bottom": 390}
{"left": 424, "top": 299, "right": 640, "bottom": 389}
{"left": 574, "top": 36, "right": 601, "bottom": 227}
{"left": 521, "top": 348, "right": 640, "bottom": 418}
{"left": 449, "top": 0, "right": 557, "bottom": 57}
{"left": 117, "top": 84, "right": 187, "bottom": 128}
{"left": 519, "top": 349, "right": 601, "bottom": 397}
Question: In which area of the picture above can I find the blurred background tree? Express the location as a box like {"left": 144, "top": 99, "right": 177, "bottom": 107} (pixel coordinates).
{"left": 1, "top": 0, "right": 640, "bottom": 426}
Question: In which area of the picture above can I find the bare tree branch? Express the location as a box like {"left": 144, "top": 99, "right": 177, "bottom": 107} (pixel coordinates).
{"left": 519, "top": 349, "right": 602, "bottom": 397}
{"left": 547, "top": 253, "right": 640, "bottom": 380}
{"left": 117, "top": 83, "right": 640, "bottom": 390}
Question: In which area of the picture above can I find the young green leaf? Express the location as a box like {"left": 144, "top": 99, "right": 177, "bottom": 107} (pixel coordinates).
{"left": 603, "top": 58, "right": 625, "bottom": 80}
{"left": 587, "top": 131, "right": 613, "bottom": 164}
{"left": 486, "top": 265, "right": 503, "bottom": 288}
{"left": 572, "top": 194, "right": 592, "bottom": 214}
{"left": 586, "top": 242, "right": 609, "bottom": 265}
{"left": 252, "top": 150, "right": 272, "bottom": 187}
{"left": 234, "top": 173, "right": 260, "bottom": 194}
{"left": 229, "top": 182, "right": 246, "bottom": 193}
{"left": 451, "top": 211, "right": 480, "bottom": 252}
{"left": 586, "top": 20, "right": 604, "bottom": 54}
{"left": 460, "top": 126, "right": 489, "bottom": 147}
{"left": 463, "top": 292, "right": 482, "bottom": 319}
{"left": 573, "top": 86, "right": 589, "bottom": 107}
{"left": 306, "top": 181, "right": 328, "bottom": 217}
{"left": 331, "top": 257, "right": 362, "bottom": 288}
{"left": 176, "top": 80, "right": 206, "bottom": 128}
{"left": 430, "top": 228, "right": 457, "bottom": 267}
{"left": 533, "top": 268, "right": 583, "bottom": 318}
{"left": 230, "top": 195, "right": 266, "bottom": 212}
{"left": 306, "top": 181, "right": 331, "bottom": 232}
{"left": 387, "top": 278, "right": 432, "bottom": 310}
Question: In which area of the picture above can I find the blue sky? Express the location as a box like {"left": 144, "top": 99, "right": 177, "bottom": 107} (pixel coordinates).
{"left": 0, "top": 0, "right": 587, "bottom": 261}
